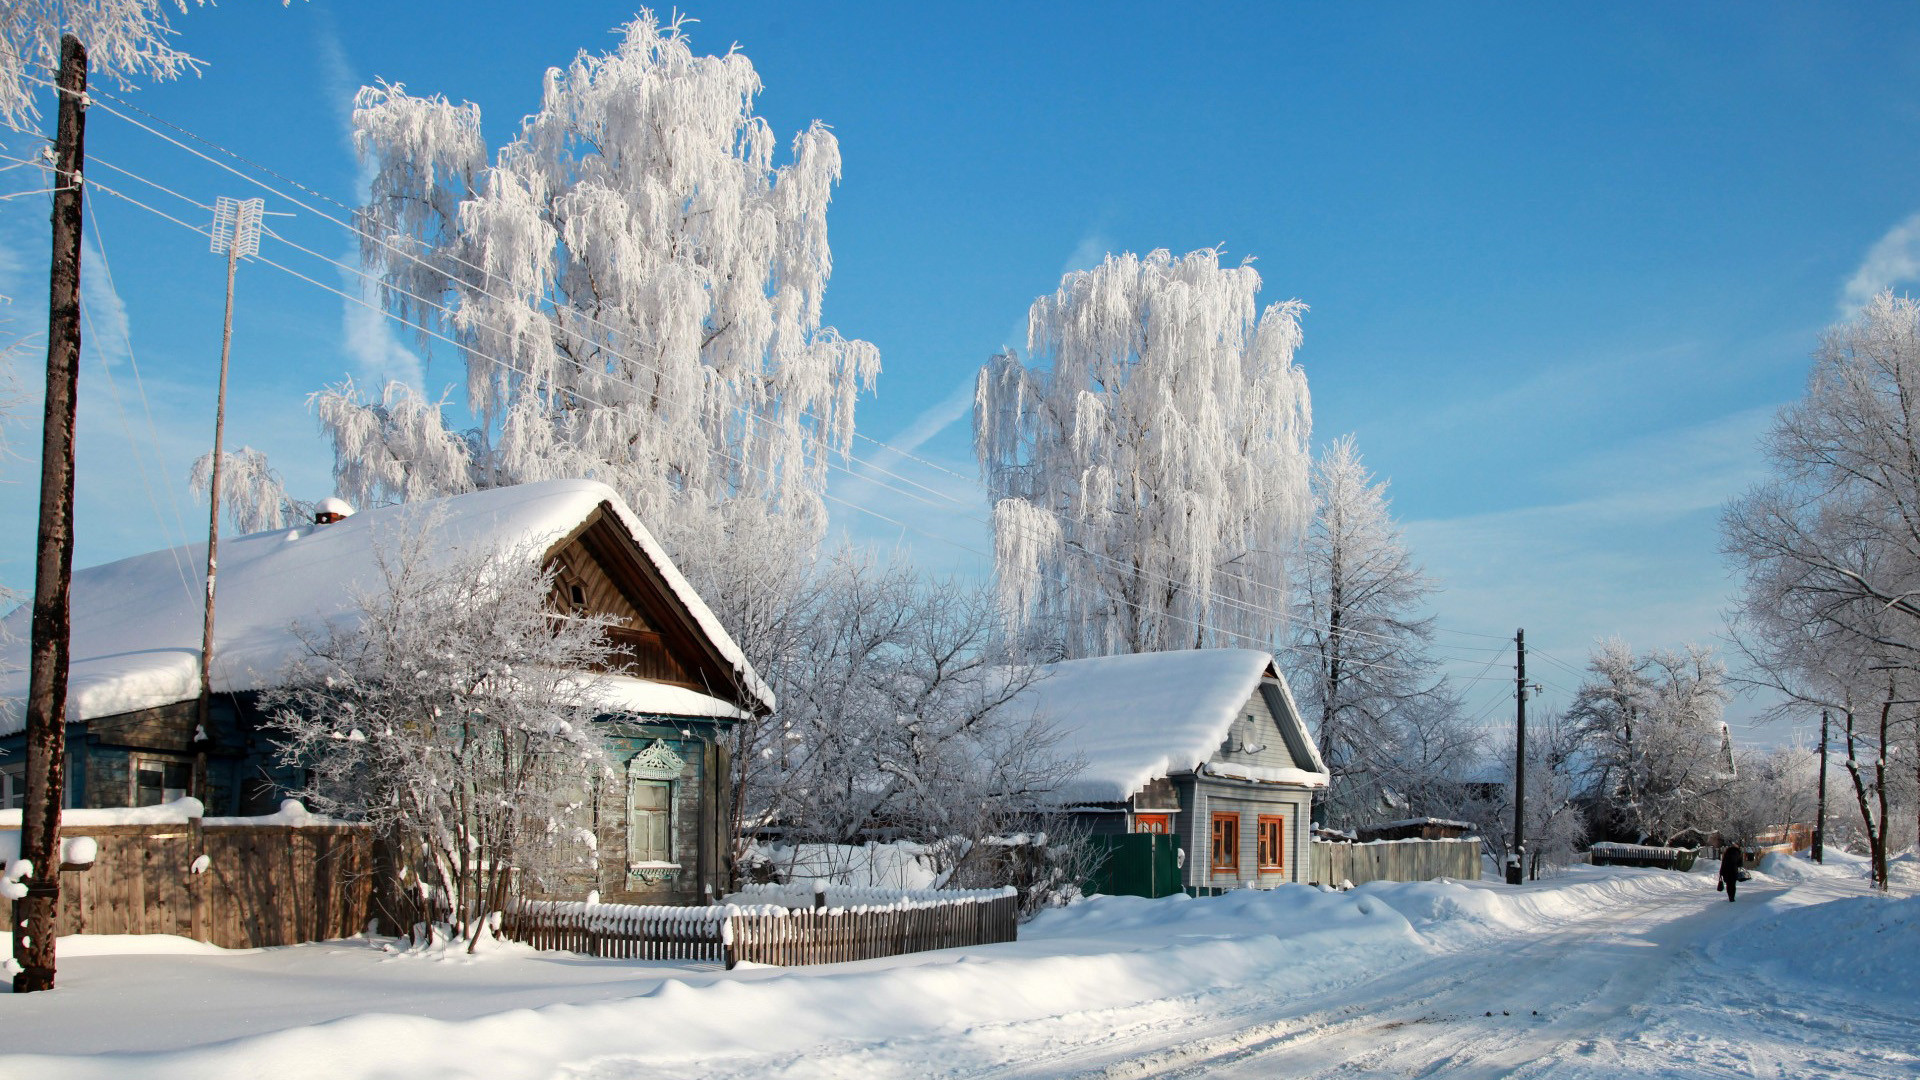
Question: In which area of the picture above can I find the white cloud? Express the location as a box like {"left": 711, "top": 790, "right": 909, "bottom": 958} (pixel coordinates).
{"left": 1841, "top": 211, "right": 1920, "bottom": 314}
{"left": 79, "top": 236, "right": 131, "bottom": 370}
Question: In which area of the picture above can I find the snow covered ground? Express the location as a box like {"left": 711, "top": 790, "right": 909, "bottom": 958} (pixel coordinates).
{"left": 1, "top": 853, "right": 1912, "bottom": 1079}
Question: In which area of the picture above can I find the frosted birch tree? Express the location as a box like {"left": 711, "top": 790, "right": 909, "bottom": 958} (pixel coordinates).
{"left": 188, "top": 446, "right": 306, "bottom": 534}
{"left": 975, "top": 248, "right": 1312, "bottom": 658}
{"left": 266, "top": 521, "right": 616, "bottom": 948}
{"left": 316, "top": 11, "right": 878, "bottom": 593}
{"left": 0, "top": 0, "right": 208, "bottom": 124}
{"left": 1288, "top": 434, "right": 1469, "bottom": 824}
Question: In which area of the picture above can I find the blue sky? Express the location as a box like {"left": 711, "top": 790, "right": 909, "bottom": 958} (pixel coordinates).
{"left": 3, "top": 1, "right": 1919, "bottom": 743}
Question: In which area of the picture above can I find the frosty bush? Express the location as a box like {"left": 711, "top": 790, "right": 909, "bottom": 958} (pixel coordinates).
{"left": 266, "top": 517, "right": 615, "bottom": 948}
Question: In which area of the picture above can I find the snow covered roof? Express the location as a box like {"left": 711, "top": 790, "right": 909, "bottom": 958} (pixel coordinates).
{"left": 0, "top": 479, "right": 772, "bottom": 731}
{"left": 1003, "top": 648, "right": 1329, "bottom": 804}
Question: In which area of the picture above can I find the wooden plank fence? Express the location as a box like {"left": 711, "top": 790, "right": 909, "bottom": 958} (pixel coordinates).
{"left": 500, "top": 890, "right": 1020, "bottom": 969}
{"left": 1310, "top": 837, "right": 1480, "bottom": 887}
{"left": 2, "top": 820, "right": 373, "bottom": 949}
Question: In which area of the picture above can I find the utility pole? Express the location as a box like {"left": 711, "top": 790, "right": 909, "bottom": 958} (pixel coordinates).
{"left": 194, "top": 195, "right": 263, "bottom": 800}
{"left": 13, "top": 35, "right": 88, "bottom": 995}
{"left": 1507, "top": 628, "right": 1527, "bottom": 885}
{"left": 1813, "top": 709, "right": 1828, "bottom": 864}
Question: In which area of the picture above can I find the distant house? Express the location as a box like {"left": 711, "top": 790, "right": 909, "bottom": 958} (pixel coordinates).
{"left": 0, "top": 479, "right": 772, "bottom": 905}
{"left": 1005, "top": 649, "right": 1328, "bottom": 893}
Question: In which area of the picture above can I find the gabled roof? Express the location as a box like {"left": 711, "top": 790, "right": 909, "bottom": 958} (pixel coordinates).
{"left": 0, "top": 479, "right": 772, "bottom": 730}
{"left": 1002, "top": 648, "right": 1329, "bottom": 804}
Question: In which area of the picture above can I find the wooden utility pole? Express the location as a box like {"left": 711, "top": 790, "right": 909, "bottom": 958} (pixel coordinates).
{"left": 195, "top": 195, "right": 262, "bottom": 798}
{"left": 13, "top": 35, "right": 87, "bottom": 995}
{"left": 1507, "top": 628, "right": 1527, "bottom": 885}
{"left": 1813, "top": 709, "right": 1828, "bottom": 864}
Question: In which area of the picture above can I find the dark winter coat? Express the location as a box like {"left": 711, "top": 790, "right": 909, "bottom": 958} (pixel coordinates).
{"left": 1719, "top": 846, "right": 1745, "bottom": 880}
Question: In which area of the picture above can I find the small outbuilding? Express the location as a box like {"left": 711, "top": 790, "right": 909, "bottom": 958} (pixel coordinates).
{"left": 1004, "top": 648, "right": 1328, "bottom": 895}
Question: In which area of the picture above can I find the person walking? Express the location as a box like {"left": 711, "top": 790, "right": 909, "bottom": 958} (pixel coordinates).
{"left": 1718, "top": 844, "right": 1745, "bottom": 902}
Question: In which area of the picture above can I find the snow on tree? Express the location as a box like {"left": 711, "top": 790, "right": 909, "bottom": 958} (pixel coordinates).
{"left": 742, "top": 550, "right": 1076, "bottom": 888}
{"left": 975, "top": 248, "right": 1312, "bottom": 658}
{"left": 1723, "top": 291, "right": 1920, "bottom": 888}
{"left": 1287, "top": 434, "right": 1472, "bottom": 825}
{"left": 0, "top": 0, "right": 207, "bottom": 124}
{"left": 1565, "top": 639, "right": 1734, "bottom": 846}
{"left": 317, "top": 12, "right": 878, "bottom": 593}
{"left": 188, "top": 445, "right": 308, "bottom": 534}
{"left": 265, "top": 518, "right": 616, "bottom": 948}
{"left": 1469, "top": 708, "right": 1588, "bottom": 878}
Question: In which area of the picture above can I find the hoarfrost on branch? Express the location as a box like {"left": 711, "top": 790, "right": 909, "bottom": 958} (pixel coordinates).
{"left": 317, "top": 11, "right": 877, "bottom": 583}
{"left": 975, "top": 248, "right": 1312, "bottom": 658}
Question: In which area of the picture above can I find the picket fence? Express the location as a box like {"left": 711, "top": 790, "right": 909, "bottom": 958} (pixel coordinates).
{"left": 502, "top": 887, "right": 1019, "bottom": 969}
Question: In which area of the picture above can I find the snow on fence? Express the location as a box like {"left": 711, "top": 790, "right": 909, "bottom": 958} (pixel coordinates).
{"left": 1587, "top": 843, "right": 1698, "bottom": 871}
{"left": 501, "top": 887, "right": 1019, "bottom": 969}
{"left": 0, "top": 799, "right": 373, "bottom": 949}
{"left": 1310, "top": 837, "right": 1480, "bottom": 887}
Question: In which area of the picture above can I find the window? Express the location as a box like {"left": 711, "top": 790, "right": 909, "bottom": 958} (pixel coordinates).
{"left": 1134, "top": 813, "right": 1171, "bottom": 834}
{"left": 627, "top": 779, "right": 673, "bottom": 866}
{"left": 130, "top": 754, "right": 191, "bottom": 807}
{"left": 1210, "top": 812, "right": 1239, "bottom": 873}
{"left": 1258, "top": 815, "right": 1285, "bottom": 871}
{"left": 0, "top": 763, "right": 23, "bottom": 810}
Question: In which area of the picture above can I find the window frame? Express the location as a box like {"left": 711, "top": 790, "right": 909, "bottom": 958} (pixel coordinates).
{"left": 626, "top": 778, "right": 675, "bottom": 868}
{"left": 129, "top": 752, "right": 193, "bottom": 807}
{"left": 1258, "top": 815, "right": 1286, "bottom": 872}
{"left": 1210, "top": 812, "right": 1240, "bottom": 874}
{"left": 1134, "top": 813, "right": 1171, "bottom": 834}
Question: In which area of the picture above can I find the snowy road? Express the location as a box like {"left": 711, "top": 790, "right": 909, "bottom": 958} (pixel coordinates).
{"left": 568, "top": 866, "right": 1910, "bottom": 1080}
{"left": 5, "top": 856, "right": 1915, "bottom": 1079}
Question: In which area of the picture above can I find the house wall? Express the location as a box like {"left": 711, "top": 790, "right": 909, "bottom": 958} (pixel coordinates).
{"left": 585, "top": 721, "right": 730, "bottom": 906}
{"left": 1178, "top": 776, "right": 1313, "bottom": 892}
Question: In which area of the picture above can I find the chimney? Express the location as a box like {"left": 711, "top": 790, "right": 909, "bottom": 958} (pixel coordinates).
{"left": 313, "top": 497, "right": 356, "bottom": 526}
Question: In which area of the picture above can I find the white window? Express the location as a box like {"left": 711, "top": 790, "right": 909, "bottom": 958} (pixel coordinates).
{"left": 624, "top": 739, "right": 686, "bottom": 871}
{"left": 627, "top": 779, "right": 672, "bottom": 865}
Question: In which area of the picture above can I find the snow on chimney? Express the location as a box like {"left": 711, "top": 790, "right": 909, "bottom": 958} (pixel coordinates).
{"left": 313, "top": 497, "right": 356, "bottom": 525}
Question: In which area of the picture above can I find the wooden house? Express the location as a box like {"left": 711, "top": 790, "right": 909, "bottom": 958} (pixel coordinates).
{"left": 0, "top": 479, "right": 771, "bottom": 906}
{"left": 1008, "top": 649, "right": 1328, "bottom": 894}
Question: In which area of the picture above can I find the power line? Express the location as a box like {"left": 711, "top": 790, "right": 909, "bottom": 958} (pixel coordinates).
{"left": 73, "top": 98, "right": 1527, "bottom": 677}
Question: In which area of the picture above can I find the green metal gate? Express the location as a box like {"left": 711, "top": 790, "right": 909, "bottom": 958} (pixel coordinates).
{"left": 1085, "top": 833, "right": 1181, "bottom": 898}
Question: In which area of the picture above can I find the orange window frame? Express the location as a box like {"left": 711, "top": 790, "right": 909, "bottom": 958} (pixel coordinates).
{"left": 1211, "top": 812, "right": 1240, "bottom": 873}
{"left": 1258, "top": 815, "right": 1286, "bottom": 871}
{"left": 1135, "top": 813, "right": 1171, "bottom": 834}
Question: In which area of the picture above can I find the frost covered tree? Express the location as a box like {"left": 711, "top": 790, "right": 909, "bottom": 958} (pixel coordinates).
{"left": 1723, "top": 291, "right": 1920, "bottom": 887}
{"left": 742, "top": 551, "right": 1076, "bottom": 886}
{"left": 1287, "top": 435, "right": 1469, "bottom": 824}
{"left": 1473, "top": 709, "right": 1587, "bottom": 878}
{"left": 0, "top": 1, "right": 208, "bottom": 124}
{"left": 188, "top": 446, "right": 307, "bottom": 534}
{"left": 316, "top": 12, "right": 878, "bottom": 597}
{"left": 975, "top": 248, "right": 1312, "bottom": 658}
{"left": 1566, "top": 640, "right": 1734, "bottom": 846}
{"left": 265, "top": 520, "right": 616, "bottom": 947}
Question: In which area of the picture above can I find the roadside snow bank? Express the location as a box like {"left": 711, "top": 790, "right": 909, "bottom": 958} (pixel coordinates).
{"left": 1714, "top": 892, "right": 1920, "bottom": 998}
